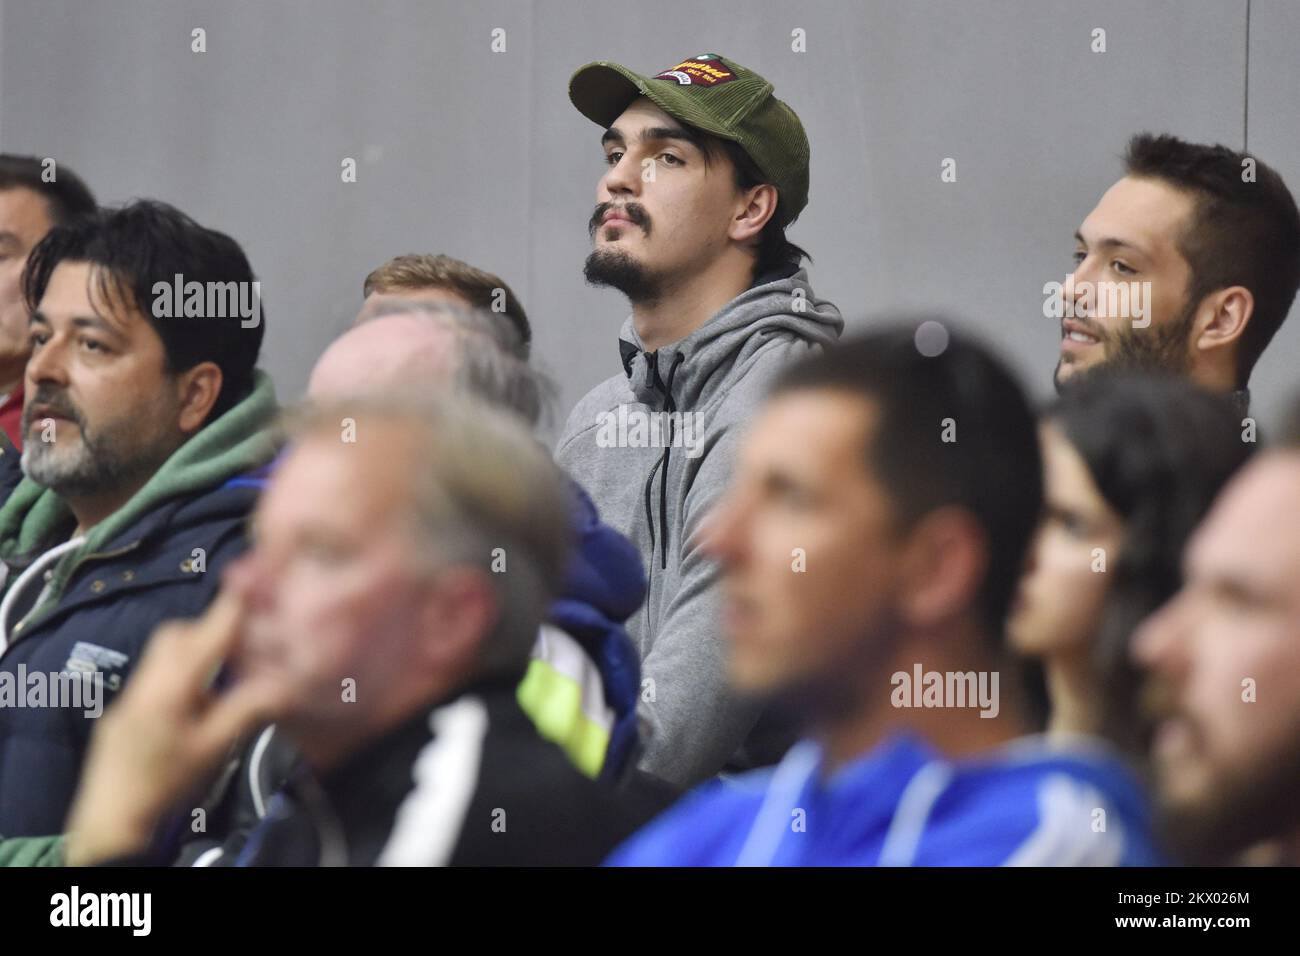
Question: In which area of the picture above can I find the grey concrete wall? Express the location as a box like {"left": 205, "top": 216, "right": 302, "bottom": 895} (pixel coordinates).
{"left": 1, "top": 0, "right": 1293, "bottom": 431}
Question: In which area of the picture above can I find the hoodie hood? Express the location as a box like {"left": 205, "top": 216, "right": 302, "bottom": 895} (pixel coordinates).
{"left": 617, "top": 266, "right": 843, "bottom": 413}
{"left": 0, "top": 370, "right": 279, "bottom": 604}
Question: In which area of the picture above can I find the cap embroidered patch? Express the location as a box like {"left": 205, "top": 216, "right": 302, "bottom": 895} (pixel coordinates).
{"left": 653, "top": 55, "right": 736, "bottom": 87}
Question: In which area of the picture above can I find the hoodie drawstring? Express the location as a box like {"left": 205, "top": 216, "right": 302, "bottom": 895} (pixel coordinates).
{"left": 638, "top": 351, "right": 685, "bottom": 571}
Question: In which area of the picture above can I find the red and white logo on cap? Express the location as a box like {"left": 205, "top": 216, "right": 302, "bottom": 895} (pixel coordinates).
{"left": 653, "top": 54, "right": 736, "bottom": 87}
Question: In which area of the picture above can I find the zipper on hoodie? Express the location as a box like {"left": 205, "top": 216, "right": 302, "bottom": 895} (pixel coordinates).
{"left": 639, "top": 352, "right": 684, "bottom": 569}
{"left": 639, "top": 351, "right": 684, "bottom": 638}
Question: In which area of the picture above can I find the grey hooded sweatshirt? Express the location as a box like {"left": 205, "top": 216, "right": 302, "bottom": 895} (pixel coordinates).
{"left": 556, "top": 266, "right": 843, "bottom": 787}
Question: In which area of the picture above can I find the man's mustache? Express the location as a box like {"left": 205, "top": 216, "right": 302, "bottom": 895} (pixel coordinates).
{"left": 22, "top": 389, "right": 84, "bottom": 432}
{"left": 1063, "top": 315, "right": 1108, "bottom": 341}
{"left": 589, "top": 202, "right": 651, "bottom": 239}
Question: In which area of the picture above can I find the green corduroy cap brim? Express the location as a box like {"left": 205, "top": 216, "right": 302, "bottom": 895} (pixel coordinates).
{"left": 569, "top": 53, "right": 810, "bottom": 226}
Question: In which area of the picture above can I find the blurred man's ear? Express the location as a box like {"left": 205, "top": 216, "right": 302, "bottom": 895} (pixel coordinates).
{"left": 176, "top": 361, "right": 223, "bottom": 433}
{"left": 417, "top": 567, "right": 499, "bottom": 676}
{"left": 893, "top": 506, "right": 988, "bottom": 633}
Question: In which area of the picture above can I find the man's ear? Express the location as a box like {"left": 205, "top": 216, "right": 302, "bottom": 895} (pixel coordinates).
{"left": 416, "top": 567, "right": 499, "bottom": 676}
{"left": 729, "top": 183, "right": 779, "bottom": 245}
{"left": 1193, "top": 285, "right": 1253, "bottom": 362}
{"left": 893, "top": 506, "right": 989, "bottom": 633}
{"left": 176, "top": 361, "right": 223, "bottom": 434}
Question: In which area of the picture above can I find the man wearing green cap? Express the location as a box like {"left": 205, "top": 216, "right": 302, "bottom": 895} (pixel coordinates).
{"left": 556, "top": 54, "right": 843, "bottom": 788}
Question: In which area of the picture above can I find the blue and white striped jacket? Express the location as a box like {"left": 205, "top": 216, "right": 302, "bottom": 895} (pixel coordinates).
{"left": 607, "top": 732, "right": 1164, "bottom": 866}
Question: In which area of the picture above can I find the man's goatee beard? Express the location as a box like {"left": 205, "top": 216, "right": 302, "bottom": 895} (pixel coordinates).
{"left": 584, "top": 248, "right": 663, "bottom": 305}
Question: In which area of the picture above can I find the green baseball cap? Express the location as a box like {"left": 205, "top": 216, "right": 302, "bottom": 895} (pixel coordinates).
{"left": 569, "top": 53, "right": 810, "bottom": 226}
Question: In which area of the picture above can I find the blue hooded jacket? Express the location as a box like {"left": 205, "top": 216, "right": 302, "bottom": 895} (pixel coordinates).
{"left": 608, "top": 732, "right": 1164, "bottom": 866}
{"left": 519, "top": 481, "right": 645, "bottom": 783}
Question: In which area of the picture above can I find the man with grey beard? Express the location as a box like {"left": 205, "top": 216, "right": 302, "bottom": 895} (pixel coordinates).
{"left": 0, "top": 199, "right": 276, "bottom": 837}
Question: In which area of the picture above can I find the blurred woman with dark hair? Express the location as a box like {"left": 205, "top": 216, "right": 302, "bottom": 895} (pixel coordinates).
{"left": 1009, "top": 372, "right": 1254, "bottom": 759}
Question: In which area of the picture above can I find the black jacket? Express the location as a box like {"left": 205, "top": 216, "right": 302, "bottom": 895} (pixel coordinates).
{"left": 172, "top": 681, "right": 651, "bottom": 866}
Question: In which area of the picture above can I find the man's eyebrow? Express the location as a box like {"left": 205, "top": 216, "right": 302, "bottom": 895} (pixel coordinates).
{"left": 641, "top": 126, "right": 698, "bottom": 147}
{"left": 71, "top": 314, "right": 123, "bottom": 337}
{"left": 760, "top": 466, "right": 803, "bottom": 494}
{"left": 1075, "top": 230, "right": 1149, "bottom": 257}
{"left": 0, "top": 230, "right": 19, "bottom": 248}
{"left": 28, "top": 308, "right": 123, "bottom": 338}
{"left": 601, "top": 126, "right": 700, "bottom": 149}
{"left": 1210, "top": 570, "right": 1271, "bottom": 607}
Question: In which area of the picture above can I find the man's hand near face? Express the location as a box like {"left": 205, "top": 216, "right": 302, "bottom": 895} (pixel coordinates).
{"left": 63, "top": 593, "right": 289, "bottom": 866}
